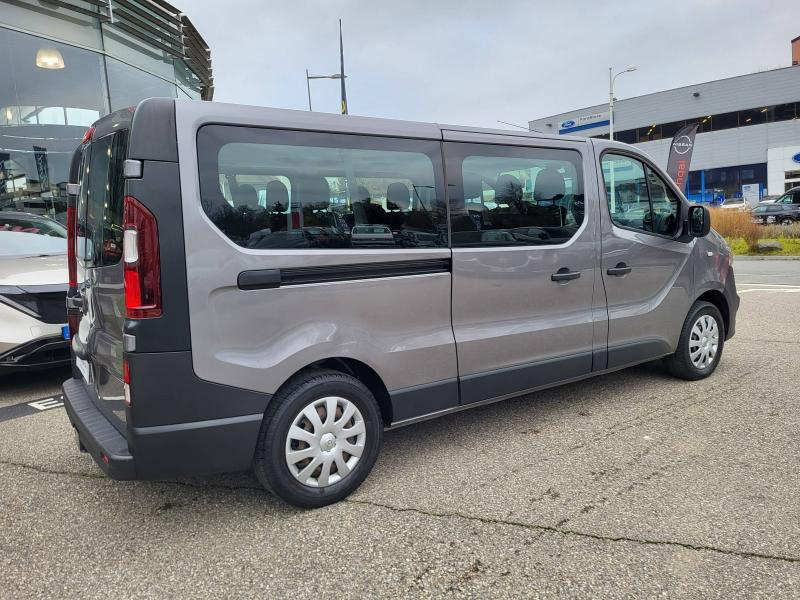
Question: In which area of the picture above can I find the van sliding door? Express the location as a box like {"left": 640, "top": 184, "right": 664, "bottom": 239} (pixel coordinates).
{"left": 444, "top": 133, "right": 603, "bottom": 405}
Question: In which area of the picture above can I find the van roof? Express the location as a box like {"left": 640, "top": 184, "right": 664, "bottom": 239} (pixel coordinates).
{"left": 171, "top": 98, "right": 586, "bottom": 143}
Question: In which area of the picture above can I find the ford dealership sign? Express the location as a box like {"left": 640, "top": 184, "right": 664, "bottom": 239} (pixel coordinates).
{"left": 559, "top": 112, "right": 610, "bottom": 134}
{"left": 792, "top": 151, "right": 800, "bottom": 164}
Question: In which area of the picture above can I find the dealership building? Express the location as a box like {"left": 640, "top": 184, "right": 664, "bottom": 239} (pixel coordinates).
{"left": 0, "top": 0, "right": 213, "bottom": 219}
{"left": 528, "top": 38, "right": 800, "bottom": 201}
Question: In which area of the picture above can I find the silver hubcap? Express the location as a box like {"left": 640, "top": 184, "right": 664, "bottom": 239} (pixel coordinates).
{"left": 285, "top": 396, "right": 366, "bottom": 488}
{"left": 689, "top": 314, "right": 719, "bottom": 369}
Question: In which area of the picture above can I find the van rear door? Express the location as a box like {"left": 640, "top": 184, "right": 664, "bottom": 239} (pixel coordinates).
{"left": 73, "top": 122, "right": 129, "bottom": 433}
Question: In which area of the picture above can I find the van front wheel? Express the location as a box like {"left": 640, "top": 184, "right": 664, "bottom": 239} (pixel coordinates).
{"left": 663, "top": 301, "right": 725, "bottom": 381}
{"left": 253, "top": 369, "right": 383, "bottom": 508}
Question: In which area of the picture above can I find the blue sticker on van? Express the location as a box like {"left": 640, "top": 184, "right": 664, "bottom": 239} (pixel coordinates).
{"left": 62, "top": 325, "right": 70, "bottom": 340}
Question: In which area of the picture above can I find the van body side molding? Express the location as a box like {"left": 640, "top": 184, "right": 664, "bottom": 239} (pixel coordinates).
{"left": 238, "top": 258, "right": 451, "bottom": 290}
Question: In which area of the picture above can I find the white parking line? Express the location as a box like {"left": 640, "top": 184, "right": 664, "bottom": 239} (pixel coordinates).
{"left": 738, "top": 287, "right": 800, "bottom": 294}
{"left": 27, "top": 397, "right": 65, "bottom": 411}
{"left": 737, "top": 283, "right": 800, "bottom": 287}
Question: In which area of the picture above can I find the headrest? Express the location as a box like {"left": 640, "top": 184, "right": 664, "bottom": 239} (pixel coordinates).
{"left": 294, "top": 176, "right": 330, "bottom": 209}
{"left": 232, "top": 183, "right": 260, "bottom": 209}
{"left": 265, "top": 180, "right": 289, "bottom": 208}
{"left": 462, "top": 171, "right": 485, "bottom": 202}
{"left": 386, "top": 182, "right": 411, "bottom": 210}
{"left": 534, "top": 168, "right": 566, "bottom": 202}
{"left": 356, "top": 185, "right": 371, "bottom": 203}
{"left": 494, "top": 174, "right": 522, "bottom": 204}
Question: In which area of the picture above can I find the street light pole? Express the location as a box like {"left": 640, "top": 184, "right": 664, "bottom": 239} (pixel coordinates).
{"left": 305, "top": 72, "right": 346, "bottom": 112}
{"left": 306, "top": 69, "right": 313, "bottom": 111}
{"left": 608, "top": 65, "right": 637, "bottom": 141}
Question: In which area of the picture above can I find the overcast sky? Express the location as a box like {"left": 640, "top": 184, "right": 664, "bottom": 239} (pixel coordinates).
{"left": 187, "top": 0, "right": 798, "bottom": 129}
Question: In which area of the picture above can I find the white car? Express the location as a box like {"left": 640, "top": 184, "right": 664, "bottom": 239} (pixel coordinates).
{"left": 0, "top": 227, "right": 70, "bottom": 374}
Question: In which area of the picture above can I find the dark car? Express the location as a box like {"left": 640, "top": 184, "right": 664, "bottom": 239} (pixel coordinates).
{"left": 751, "top": 203, "right": 800, "bottom": 225}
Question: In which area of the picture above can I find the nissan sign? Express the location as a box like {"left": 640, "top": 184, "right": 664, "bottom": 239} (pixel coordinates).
{"left": 672, "top": 135, "right": 693, "bottom": 155}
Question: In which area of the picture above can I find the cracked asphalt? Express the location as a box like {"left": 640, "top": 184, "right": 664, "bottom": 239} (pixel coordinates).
{"left": 1, "top": 259, "right": 799, "bottom": 599}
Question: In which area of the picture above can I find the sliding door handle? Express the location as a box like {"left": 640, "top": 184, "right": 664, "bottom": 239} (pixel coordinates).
{"left": 607, "top": 263, "right": 632, "bottom": 277}
{"left": 551, "top": 268, "right": 581, "bottom": 282}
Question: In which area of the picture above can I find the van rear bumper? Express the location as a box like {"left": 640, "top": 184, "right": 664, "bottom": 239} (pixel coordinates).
{"left": 63, "top": 378, "right": 136, "bottom": 480}
{"left": 63, "top": 377, "right": 264, "bottom": 480}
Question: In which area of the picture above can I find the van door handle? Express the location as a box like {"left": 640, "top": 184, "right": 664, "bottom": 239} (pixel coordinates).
{"left": 607, "top": 263, "right": 632, "bottom": 277}
{"left": 551, "top": 268, "right": 581, "bottom": 282}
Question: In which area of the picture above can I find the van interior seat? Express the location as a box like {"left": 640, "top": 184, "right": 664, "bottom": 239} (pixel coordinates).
{"left": 494, "top": 174, "right": 523, "bottom": 207}
{"left": 386, "top": 182, "right": 411, "bottom": 211}
{"left": 232, "top": 183, "right": 261, "bottom": 209}
{"left": 295, "top": 176, "right": 331, "bottom": 210}
{"left": 265, "top": 180, "right": 289, "bottom": 210}
{"left": 354, "top": 185, "right": 388, "bottom": 226}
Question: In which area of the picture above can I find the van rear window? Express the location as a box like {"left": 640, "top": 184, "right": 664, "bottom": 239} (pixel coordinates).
{"left": 77, "top": 130, "right": 128, "bottom": 266}
{"left": 197, "top": 126, "right": 448, "bottom": 249}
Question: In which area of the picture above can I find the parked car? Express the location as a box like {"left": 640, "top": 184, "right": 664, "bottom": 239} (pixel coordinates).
{"left": 0, "top": 212, "right": 68, "bottom": 237}
{"left": 750, "top": 203, "right": 800, "bottom": 225}
{"left": 62, "top": 100, "right": 739, "bottom": 508}
{"left": 719, "top": 198, "right": 749, "bottom": 210}
{"left": 0, "top": 230, "right": 70, "bottom": 373}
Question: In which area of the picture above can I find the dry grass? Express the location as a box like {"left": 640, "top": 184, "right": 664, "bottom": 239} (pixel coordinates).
{"left": 708, "top": 208, "right": 760, "bottom": 250}
{"left": 760, "top": 223, "right": 800, "bottom": 240}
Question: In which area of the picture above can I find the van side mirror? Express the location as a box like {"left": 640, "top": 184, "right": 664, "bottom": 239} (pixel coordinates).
{"left": 688, "top": 205, "right": 711, "bottom": 237}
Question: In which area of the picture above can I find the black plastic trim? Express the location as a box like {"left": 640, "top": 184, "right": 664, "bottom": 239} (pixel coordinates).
{"left": 0, "top": 336, "right": 69, "bottom": 371}
{"left": 238, "top": 258, "right": 452, "bottom": 290}
{"left": 126, "top": 351, "right": 272, "bottom": 427}
{"left": 124, "top": 161, "right": 191, "bottom": 352}
{"left": 128, "top": 413, "right": 263, "bottom": 478}
{"left": 63, "top": 378, "right": 135, "bottom": 480}
{"left": 606, "top": 339, "right": 672, "bottom": 369}
{"left": 389, "top": 378, "right": 459, "bottom": 423}
{"left": 127, "top": 98, "right": 178, "bottom": 162}
{"left": 723, "top": 267, "right": 739, "bottom": 340}
{"left": 459, "top": 352, "right": 593, "bottom": 405}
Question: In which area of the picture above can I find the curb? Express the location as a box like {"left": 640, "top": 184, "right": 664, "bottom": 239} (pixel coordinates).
{"left": 733, "top": 255, "right": 800, "bottom": 261}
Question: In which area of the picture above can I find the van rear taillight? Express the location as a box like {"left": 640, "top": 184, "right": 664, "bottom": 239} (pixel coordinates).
{"left": 123, "top": 195, "right": 161, "bottom": 319}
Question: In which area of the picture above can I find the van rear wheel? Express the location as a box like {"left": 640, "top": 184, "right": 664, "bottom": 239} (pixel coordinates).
{"left": 663, "top": 301, "right": 725, "bottom": 381}
{"left": 253, "top": 369, "right": 382, "bottom": 508}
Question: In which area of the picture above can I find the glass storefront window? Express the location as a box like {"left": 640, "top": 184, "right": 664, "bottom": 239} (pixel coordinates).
{"left": 102, "top": 25, "right": 176, "bottom": 80}
{"left": 106, "top": 57, "right": 177, "bottom": 111}
{"left": 0, "top": 2, "right": 103, "bottom": 50}
{"left": 0, "top": 26, "right": 108, "bottom": 222}
{"left": 175, "top": 59, "right": 203, "bottom": 99}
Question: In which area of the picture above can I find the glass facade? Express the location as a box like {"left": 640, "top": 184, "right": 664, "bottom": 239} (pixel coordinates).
{"left": 599, "top": 102, "right": 799, "bottom": 145}
{"left": 0, "top": 2, "right": 211, "bottom": 222}
{"left": 685, "top": 163, "right": 767, "bottom": 204}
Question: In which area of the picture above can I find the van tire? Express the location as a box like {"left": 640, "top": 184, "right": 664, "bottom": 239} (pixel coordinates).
{"left": 253, "top": 369, "right": 383, "bottom": 508}
{"left": 663, "top": 301, "right": 725, "bottom": 381}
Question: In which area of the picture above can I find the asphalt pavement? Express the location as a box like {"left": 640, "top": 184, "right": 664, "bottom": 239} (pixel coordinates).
{"left": 1, "top": 259, "right": 798, "bottom": 599}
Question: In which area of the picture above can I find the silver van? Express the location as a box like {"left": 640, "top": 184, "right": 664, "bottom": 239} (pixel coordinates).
{"left": 63, "top": 100, "right": 739, "bottom": 508}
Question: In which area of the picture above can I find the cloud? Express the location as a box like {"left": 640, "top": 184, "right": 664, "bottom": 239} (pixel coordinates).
{"left": 186, "top": 0, "right": 798, "bottom": 128}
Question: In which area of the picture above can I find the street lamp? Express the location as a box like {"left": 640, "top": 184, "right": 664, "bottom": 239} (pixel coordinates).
{"left": 608, "top": 65, "right": 637, "bottom": 140}
{"left": 305, "top": 70, "right": 346, "bottom": 112}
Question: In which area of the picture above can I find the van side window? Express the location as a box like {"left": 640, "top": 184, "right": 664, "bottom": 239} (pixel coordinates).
{"left": 602, "top": 153, "right": 680, "bottom": 236}
{"left": 197, "top": 126, "right": 448, "bottom": 249}
{"left": 447, "top": 144, "right": 585, "bottom": 247}
{"left": 644, "top": 165, "right": 680, "bottom": 236}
